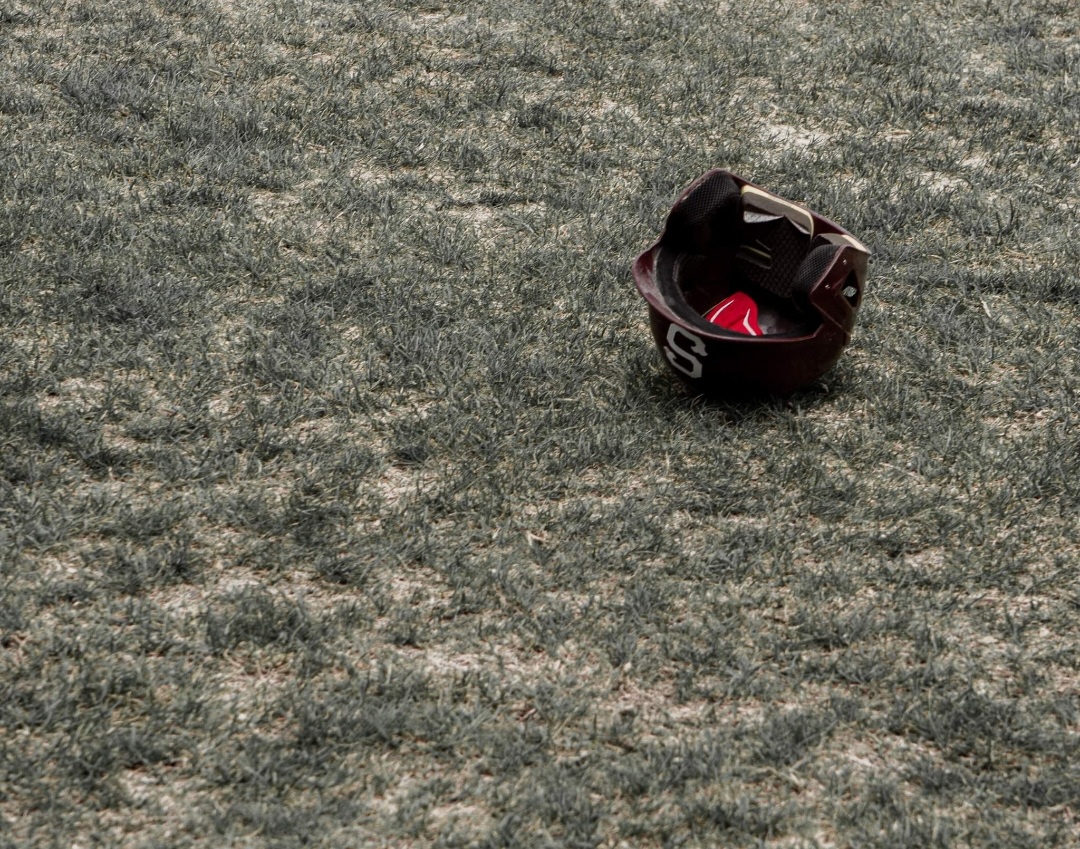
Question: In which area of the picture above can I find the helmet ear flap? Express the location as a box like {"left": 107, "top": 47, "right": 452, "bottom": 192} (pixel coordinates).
{"left": 791, "top": 244, "right": 840, "bottom": 311}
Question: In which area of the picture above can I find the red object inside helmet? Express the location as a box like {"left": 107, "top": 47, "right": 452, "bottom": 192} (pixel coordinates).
{"left": 703, "top": 292, "right": 762, "bottom": 336}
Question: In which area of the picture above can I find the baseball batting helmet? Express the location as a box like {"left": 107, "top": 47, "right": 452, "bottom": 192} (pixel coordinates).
{"left": 633, "top": 169, "right": 870, "bottom": 396}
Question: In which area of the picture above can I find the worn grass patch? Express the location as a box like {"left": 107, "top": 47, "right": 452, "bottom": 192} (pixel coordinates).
{"left": 1, "top": 0, "right": 1078, "bottom": 846}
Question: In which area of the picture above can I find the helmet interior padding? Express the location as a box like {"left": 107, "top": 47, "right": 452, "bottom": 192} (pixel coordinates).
{"left": 653, "top": 172, "right": 846, "bottom": 338}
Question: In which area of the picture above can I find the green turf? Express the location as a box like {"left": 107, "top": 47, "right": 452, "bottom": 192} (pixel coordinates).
{"left": 1, "top": 0, "right": 1078, "bottom": 846}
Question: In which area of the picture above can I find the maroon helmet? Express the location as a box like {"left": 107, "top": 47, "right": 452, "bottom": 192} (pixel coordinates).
{"left": 633, "top": 170, "right": 870, "bottom": 396}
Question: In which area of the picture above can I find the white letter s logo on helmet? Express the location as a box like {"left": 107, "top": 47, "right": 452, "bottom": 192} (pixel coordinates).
{"left": 664, "top": 324, "right": 706, "bottom": 379}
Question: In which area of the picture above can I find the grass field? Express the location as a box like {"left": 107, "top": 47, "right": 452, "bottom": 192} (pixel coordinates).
{"left": 1, "top": 0, "right": 1078, "bottom": 846}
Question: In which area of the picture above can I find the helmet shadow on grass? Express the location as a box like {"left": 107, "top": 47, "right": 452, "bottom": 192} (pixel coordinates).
{"left": 637, "top": 356, "right": 858, "bottom": 424}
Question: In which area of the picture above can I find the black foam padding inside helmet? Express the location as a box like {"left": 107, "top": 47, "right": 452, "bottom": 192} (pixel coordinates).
{"left": 735, "top": 215, "right": 812, "bottom": 299}
{"left": 659, "top": 173, "right": 843, "bottom": 320}
{"left": 663, "top": 172, "right": 742, "bottom": 255}
{"left": 791, "top": 243, "right": 841, "bottom": 303}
